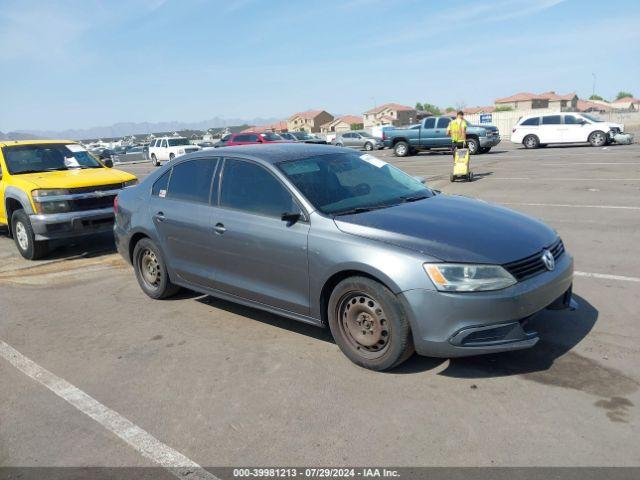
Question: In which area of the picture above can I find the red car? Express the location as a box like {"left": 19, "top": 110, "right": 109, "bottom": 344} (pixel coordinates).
{"left": 215, "top": 131, "right": 288, "bottom": 147}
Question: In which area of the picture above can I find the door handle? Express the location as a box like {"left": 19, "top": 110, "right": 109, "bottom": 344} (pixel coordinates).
{"left": 154, "top": 211, "right": 165, "bottom": 222}
{"left": 213, "top": 223, "right": 226, "bottom": 234}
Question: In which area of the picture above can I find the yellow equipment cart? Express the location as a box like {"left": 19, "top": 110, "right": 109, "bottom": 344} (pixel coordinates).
{"left": 450, "top": 143, "right": 474, "bottom": 182}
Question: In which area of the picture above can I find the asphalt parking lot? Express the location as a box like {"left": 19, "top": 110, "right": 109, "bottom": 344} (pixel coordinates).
{"left": 1, "top": 142, "right": 639, "bottom": 472}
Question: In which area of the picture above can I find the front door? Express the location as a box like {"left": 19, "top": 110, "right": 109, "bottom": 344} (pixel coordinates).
{"left": 562, "top": 114, "right": 587, "bottom": 143}
{"left": 211, "top": 158, "right": 310, "bottom": 315}
{"left": 433, "top": 117, "right": 451, "bottom": 147}
{"left": 150, "top": 158, "right": 219, "bottom": 288}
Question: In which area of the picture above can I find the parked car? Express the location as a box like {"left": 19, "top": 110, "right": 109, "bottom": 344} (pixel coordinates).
{"left": 383, "top": 116, "right": 500, "bottom": 156}
{"left": 333, "top": 131, "right": 383, "bottom": 151}
{"left": 279, "top": 132, "right": 299, "bottom": 142}
{"left": 288, "top": 132, "right": 328, "bottom": 144}
{"left": 214, "top": 132, "right": 287, "bottom": 147}
{"left": 197, "top": 141, "right": 216, "bottom": 148}
{"left": 511, "top": 113, "right": 625, "bottom": 149}
{"left": 148, "top": 137, "right": 201, "bottom": 166}
{"left": 114, "top": 145, "right": 146, "bottom": 163}
{"left": 0, "top": 140, "right": 137, "bottom": 259}
{"left": 90, "top": 147, "right": 114, "bottom": 160}
{"left": 114, "top": 144, "right": 575, "bottom": 371}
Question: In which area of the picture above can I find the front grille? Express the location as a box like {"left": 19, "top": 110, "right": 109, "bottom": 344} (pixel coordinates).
{"left": 68, "top": 183, "right": 123, "bottom": 194}
{"left": 69, "top": 196, "right": 116, "bottom": 211}
{"left": 503, "top": 238, "right": 565, "bottom": 281}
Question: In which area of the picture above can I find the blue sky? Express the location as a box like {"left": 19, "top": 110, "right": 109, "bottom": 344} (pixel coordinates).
{"left": 1, "top": 0, "right": 639, "bottom": 131}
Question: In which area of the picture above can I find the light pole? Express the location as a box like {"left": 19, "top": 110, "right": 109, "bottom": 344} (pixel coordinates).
{"left": 592, "top": 73, "right": 596, "bottom": 98}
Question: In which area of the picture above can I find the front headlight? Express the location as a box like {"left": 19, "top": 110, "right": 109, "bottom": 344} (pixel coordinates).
{"left": 32, "top": 189, "right": 68, "bottom": 198}
{"left": 123, "top": 179, "right": 138, "bottom": 188}
{"left": 32, "top": 190, "right": 71, "bottom": 214}
{"left": 424, "top": 263, "right": 516, "bottom": 292}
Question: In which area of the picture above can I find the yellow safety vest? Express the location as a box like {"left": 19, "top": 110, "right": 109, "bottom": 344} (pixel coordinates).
{"left": 449, "top": 119, "right": 467, "bottom": 142}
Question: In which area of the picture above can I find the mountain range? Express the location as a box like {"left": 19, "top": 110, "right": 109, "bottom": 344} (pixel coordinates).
{"left": 1, "top": 116, "right": 281, "bottom": 141}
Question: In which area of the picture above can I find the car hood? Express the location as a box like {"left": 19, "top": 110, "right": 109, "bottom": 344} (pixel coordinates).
{"left": 14, "top": 168, "right": 136, "bottom": 189}
{"left": 333, "top": 195, "right": 557, "bottom": 264}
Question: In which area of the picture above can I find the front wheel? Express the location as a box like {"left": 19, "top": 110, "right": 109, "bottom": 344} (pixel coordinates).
{"left": 393, "top": 141, "right": 410, "bottom": 157}
{"left": 466, "top": 138, "right": 480, "bottom": 155}
{"left": 169, "top": 153, "right": 175, "bottom": 161}
{"left": 589, "top": 130, "right": 607, "bottom": 147}
{"left": 11, "top": 210, "right": 48, "bottom": 260}
{"left": 133, "top": 238, "right": 180, "bottom": 299}
{"left": 328, "top": 276, "right": 414, "bottom": 371}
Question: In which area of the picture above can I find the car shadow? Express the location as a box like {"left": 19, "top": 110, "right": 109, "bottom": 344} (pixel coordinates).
{"left": 392, "top": 294, "right": 597, "bottom": 376}
{"left": 43, "top": 232, "right": 117, "bottom": 260}
{"left": 195, "top": 295, "right": 334, "bottom": 344}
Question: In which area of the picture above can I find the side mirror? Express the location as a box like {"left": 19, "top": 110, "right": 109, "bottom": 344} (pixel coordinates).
{"left": 103, "top": 158, "right": 114, "bottom": 168}
{"left": 413, "top": 175, "right": 427, "bottom": 184}
{"left": 281, "top": 212, "right": 301, "bottom": 225}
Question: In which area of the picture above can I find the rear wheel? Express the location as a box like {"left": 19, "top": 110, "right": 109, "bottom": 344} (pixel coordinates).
{"left": 133, "top": 238, "right": 180, "bottom": 299}
{"left": 523, "top": 135, "right": 540, "bottom": 149}
{"left": 466, "top": 138, "right": 480, "bottom": 155}
{"left": 478, "top": 146, "right": 491, "bottom": 154}
{"left": 393, "top": 141, "right": 410, "bottom": 157}
{"left": 328, "top": 276, "right": 414, "bottom": 371}
{"left": 151, "top": 154, "right": 159, "bottom": 166}
{"left": 169, "top": 153, "right": 175, "bottom": 161}
{"left": 364, "top": 142, "right": 374, "bottom": 151}
{"left": 11, "top": 210, "right": 48, "bottom": 260}
{"left": 589, "top": 130, "right": 607, "bottom": 147}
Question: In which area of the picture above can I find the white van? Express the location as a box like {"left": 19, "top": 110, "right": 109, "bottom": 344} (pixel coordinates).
{"left": 148, "top": 137, "right": 201, "bottom": 166}
{"left": 511, "top": 113, "right": 624, "bottom": 149}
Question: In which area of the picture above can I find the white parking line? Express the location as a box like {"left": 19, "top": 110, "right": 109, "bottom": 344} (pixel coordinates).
{"left": 489, "top": 177, "right": 640, "bottom": 181}
{"left": 541, "top": 162, "right": 640, "bottom": 166}
{"left": 498, "top": 202, "right": 640, "bottom": 210}
{"left": 0, "top": 340, "right": 218, "bottom": 480}
{"left": 575, "top": 271, "right": 640, "bottom": 283}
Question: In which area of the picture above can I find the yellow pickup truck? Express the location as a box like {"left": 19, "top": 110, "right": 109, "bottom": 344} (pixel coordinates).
{"left": 0, "top": 140, "right": 137, "bottom": 259}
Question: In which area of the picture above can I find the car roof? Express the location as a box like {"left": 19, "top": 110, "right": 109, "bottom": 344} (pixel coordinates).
{"left": 182, "top": 143, "right": 348, "bottom": 164}
{"left": 0, "top": 139, "right": 76, "bottom": 148}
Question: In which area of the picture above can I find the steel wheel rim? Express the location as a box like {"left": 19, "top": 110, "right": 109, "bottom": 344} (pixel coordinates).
{"left": 140, "top": 249, "right": 162, "bottom": 289}
{"left": 525, "top": 137, "right": 536, "bottom": 147}
{"left": 365, "top": 143, "right": 373, "bottom": 151}
{"left": 15, "top": 222, "right": 29, "bottom": 251}
{"left": 396, "top": 144, "right": 407, "bottom": 155}
{"left": 338, "top": 292, "right": 390, "bottom": 359}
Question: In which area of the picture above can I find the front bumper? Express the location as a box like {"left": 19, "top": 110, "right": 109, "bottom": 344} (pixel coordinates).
{"left": 480, "top": 135, "right": 501, "bottom": 148}
{"left": 30, "top": 207, "right": 115, "bottom": 241}
{"left": 399, "top": 252, "right": 574, "bottom": 358}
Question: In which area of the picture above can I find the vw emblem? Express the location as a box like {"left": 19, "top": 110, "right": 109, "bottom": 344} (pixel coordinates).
{"left": 541, "top": 249, "right": 555, "bottom": 271}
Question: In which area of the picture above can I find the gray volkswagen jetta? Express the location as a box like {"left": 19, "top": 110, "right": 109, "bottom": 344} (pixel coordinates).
{"left": 114, "top": 144, "right": 575, "bottom": 370}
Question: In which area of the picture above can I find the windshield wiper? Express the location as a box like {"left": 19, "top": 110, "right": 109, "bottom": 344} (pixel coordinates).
{"left": 333, "top": 202, "right": 398, "bottom": 216}
{"left": 401, "top": 194, "right": 430, "bottom": 203}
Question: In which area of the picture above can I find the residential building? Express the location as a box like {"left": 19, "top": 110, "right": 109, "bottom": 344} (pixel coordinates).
{"left": 363, "top": 103, "right": 416, "bottom": 128}
{"left": 287, "top": 110, "right": 334, "bottom": 133}
{"left": 320, "top": 115, "right": 364, "bottom": 133}
{"left": 576, "top": 100, "right": 614, "bottom": 113}
{"left": 612, "top": 96, "right": 640, "bottom": 111}
{"left": 494, "top": 91, "right": 578, "bottom": 111}
{"left": 463, "top": 106, "right": 496, "bottom": 114}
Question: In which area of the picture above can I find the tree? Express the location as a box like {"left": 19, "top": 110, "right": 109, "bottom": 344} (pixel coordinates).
{"left": 616, "top": 91, "right": 633, "bottom": 100}
{"left": 421, "top": 103, "right": 441, "bottom": 115}
{"left": 444, "top": 107, "right": 455, "bottom": 113}
{"left": 415, "top": 102, "right": 424, "bottom": 111}
{"left": 588, "top": 94, "right": 603, "bottom": 101}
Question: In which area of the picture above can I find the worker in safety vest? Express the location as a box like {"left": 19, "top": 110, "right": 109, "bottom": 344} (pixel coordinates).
{"left": 446, "top": 110, "right": 467, "bottom": 157}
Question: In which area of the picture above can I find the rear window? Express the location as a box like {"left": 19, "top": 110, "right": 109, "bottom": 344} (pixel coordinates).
{"left": 521, "top": 117, "right": 539, "bottom": 126}
{"left": 542, "top": 115, "right": 561, "bottom": 125}
{"left": 436, "top": 118, "right": 451, "bottom": 128}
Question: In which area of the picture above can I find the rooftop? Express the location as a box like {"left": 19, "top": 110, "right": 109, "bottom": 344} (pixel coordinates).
{"left": 364, "top": 103, "right": 415, "bottom": 114}
{"left": 495, "top": 91, "right": 577, "bottom": 103}
{"left": 185, "top": 143, "right": 347, "bottom": 165}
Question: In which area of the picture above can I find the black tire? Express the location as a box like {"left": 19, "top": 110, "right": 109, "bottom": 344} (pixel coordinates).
{"left": 11, "top": 210, "right": 48, "bottom": 260}
{"left": 478, "top": 146, "right": 491, "bottom": 154}
{"left": 133, "top": 238, "right": 180, "bottom": 299}
{"left": 336, "top": 142, "right": 344, "bottom": 147}
{"left": 151, "top": 154, "right": 159, "bottom": 166}
{"left": 364, "top": 142, "right": 374, "bottom": 151}
{"left": 466, "top": 137, "right": 480, "bottom": 155}
{"left": 588, "top": 130, "right": 607, "bottom": 147}
{"left": 328, "top": 276, "right": 414, "bottom": 371}
{"left": 393, "top": 141, "right": 410, "bottom": 157}
{"left": 450, "top": 174, "right": 455, "bottom": 182}
{"left": 468, "top": 172, "right": 474, "bottom": 182}
{"left": 523, "top": 135, "right": 540, "bottom": 149}
{"left": 169, "top": 153, "right": 175, "bottom": 161}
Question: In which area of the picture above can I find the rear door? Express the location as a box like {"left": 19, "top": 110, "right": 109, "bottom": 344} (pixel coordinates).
{"left": 433, "top": 117, "right": 451, "bottom": 147}
{"left": 149, "top": 158, "right": 219, "bottom": 288}
{"left": 540, "top": 115, "right": 562, "bottom": 143}
{"left": 210, "top": 158, "right": 311, "bottom": 315}
{"left": 515, "top": 116, "right": 540, "bottom": 142}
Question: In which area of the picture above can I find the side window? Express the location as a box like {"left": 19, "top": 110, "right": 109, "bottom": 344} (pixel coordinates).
{"left": 220, "top": 159, "right": 299, "bottom": 218}
{"left": 564, "top": 115, "right": 578, "bottom": 124}
{"left": 161, "top": 140, "right": 168, "bottom": 147}
{"left": 234, "top": 135, "right": 248, "bottom": 142}
{"left": 247, "top": 134, "right": 259, "bottom": 142}
{"left": 167, "top": 159, "right": 217, "bottom": 204}
{"left": 152, "top": 170, "right": 171, "bottom": 197}
{"left": 436, "top": 117, "right": 450, "bottom": 128}
{"left": 542, "top": 115, "right": 561, "bottom": 125}
{"left": 521, "top": 117, "right": 539, "bottom": 126}
{"left": 423, "top": 118, "right": 436, "bottom": 128}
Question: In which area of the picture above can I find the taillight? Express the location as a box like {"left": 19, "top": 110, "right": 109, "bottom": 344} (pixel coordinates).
{"left": 114, "top": 195, "right": 119, "bottom": 214}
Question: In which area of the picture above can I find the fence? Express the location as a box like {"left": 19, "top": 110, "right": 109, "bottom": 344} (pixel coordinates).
{"left": 464, "top": 110, "right": 640, "bottom": 140}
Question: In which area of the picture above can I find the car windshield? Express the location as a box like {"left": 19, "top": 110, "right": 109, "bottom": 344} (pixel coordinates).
{"left": 278, "top": 152, "right": 432, "bottom": 215}
{"left": 581, "top": 114, "right": 603, "bottom": 122}
{"left": 3, "top": 143, "right": 103, "bottom": 175}
{"left": 260, "top": 132, "right": 283, "bottom": 141}
{"left": 168, "top": 138, "right": 191, "bottom": 146}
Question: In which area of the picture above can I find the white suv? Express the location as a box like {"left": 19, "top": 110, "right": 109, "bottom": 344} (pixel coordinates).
{"left": 511, "top": 113, "right": 624, "bottom": 149}
{"left": 148, "top": 137, "right": 201, "bottom": 166}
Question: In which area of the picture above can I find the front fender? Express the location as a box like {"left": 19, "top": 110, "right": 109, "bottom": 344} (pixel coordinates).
{"left": 4, "top": 186, "right": 35, "bottom": 214}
